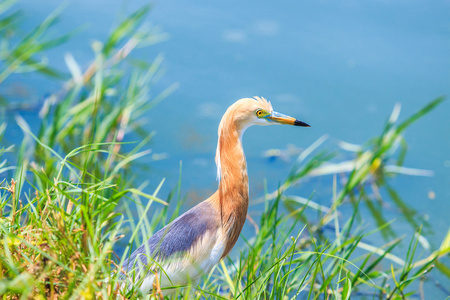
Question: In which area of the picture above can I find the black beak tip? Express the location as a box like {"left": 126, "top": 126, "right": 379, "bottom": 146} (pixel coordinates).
{"left": 294, "top": 120, "right": 311, "bottom": 127}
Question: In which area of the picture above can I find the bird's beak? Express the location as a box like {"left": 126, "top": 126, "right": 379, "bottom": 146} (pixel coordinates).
{"left": 268, "top": 111, "right": 310, "bottom": 127}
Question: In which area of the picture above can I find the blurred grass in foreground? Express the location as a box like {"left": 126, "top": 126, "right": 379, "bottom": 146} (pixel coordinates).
{"left": 0, "top": 2, "right": 449, "bottom": 299}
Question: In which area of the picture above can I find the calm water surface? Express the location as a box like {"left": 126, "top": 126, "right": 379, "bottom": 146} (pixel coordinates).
{"left": 7, "top": 0, "right": 450, "bottom": 295}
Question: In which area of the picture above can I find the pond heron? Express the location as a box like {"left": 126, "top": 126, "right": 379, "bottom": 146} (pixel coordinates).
{"left": 119, "top": 97, "right": 310, "bottom": 295}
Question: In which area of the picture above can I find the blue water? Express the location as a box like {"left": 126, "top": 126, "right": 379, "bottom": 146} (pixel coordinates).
{"left": 6, "top": 0, "right": 450, "bottom": 296}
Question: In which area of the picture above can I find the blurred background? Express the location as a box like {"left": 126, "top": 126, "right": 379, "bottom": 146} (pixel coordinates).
{"left": 2, "top": 0, "right": 450, "bottom": 294}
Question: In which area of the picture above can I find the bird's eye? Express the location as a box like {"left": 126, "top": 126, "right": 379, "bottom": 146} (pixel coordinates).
{"left": 256, "top": 109, "right": 264, "bottom": 118}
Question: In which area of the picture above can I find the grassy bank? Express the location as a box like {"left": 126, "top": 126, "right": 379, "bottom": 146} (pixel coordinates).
{"left": 1, "top": 3, "right": 449, "bottom": 299}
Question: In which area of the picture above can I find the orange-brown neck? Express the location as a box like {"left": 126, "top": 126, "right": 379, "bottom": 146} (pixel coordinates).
{"left": 211, "top": 112, "right": 249, "bottom": 258}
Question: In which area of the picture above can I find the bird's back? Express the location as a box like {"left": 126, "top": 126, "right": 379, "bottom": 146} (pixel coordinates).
{"left": 120, "top": 200, "right": 223, "bottom": 294}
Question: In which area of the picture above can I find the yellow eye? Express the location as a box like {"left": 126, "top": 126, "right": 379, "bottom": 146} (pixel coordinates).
{"left": 256, "top": 109, "right": 264, "bottom": 118}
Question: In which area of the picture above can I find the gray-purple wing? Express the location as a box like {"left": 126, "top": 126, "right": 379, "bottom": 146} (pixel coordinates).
{"left": 120, "top": 201, "right": 219, "bottom": 275}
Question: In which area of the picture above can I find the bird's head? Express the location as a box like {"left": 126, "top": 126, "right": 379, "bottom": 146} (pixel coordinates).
{"left": 216, "top": 96, "right": 310, "bottom": 181}
{"left": 226, "top": 96, "right": 310, "bottom": 131}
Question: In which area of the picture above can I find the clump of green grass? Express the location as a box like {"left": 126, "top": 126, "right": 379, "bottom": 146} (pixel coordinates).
{"left": 0, "top": 2, "right": 449, "bottom": 299}
{"left": 0, "top": 2, "right": 174, "bottom": 298}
